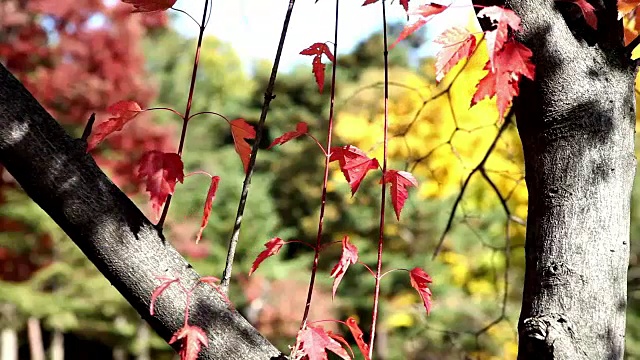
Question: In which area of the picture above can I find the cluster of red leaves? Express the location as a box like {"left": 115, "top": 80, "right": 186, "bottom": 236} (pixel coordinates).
{"left": 0, "top": 0, "right": 170, "bottom": 284}
{"left": 150, "top": 276, "right": 223, "bottom": 360}
{"left": 300, "top": 43, "right": 335, "bottom": 93}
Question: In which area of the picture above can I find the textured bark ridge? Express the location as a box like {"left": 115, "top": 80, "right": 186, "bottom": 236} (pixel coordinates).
{"left": 0, "top": 64, "right": 285, "bottom": 360}
{"left": 506, "top": 0, "right": 637, "bottom": 359}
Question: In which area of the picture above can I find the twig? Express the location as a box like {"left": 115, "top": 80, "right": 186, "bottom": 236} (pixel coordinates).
{"left": 432, "top": 109, "right": 514, "bottom": 258}
{"left": 297, "top": 0, "right": 340, "bottom": 332}
{"left": 369, "top": 0, "right": 390, "bottom": 356}
{"left": 80, "top": 113, "right": 96, "bottom": 142}
{"left": 221, "top": 0, "right": 297, "bottom": 293}
{"left": 157, "top": 0, "right": 210, "bottom": 230}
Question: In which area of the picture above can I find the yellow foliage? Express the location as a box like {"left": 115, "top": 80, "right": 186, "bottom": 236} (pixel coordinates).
{"left": 334, "top": 36, "right": 527, "bottom": 219}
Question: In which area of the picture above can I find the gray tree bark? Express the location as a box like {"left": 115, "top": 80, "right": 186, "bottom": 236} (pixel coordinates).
{"left": 501, "top": 0, "right": 636, "bottom": 358}
{"left": 0, "top": 63, "right": 284, "bottom": 360}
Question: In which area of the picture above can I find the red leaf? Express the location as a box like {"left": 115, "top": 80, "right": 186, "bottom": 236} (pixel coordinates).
{"left": 345, "top": 317, "right": 371, "bottom": 360}
{"left": 400, "top": 0, "right": 410, "bottom": 12}
{"left": 326, "top": 331, "right": 355, "bottom": 359}
{"left": 362, "top": 0, "right": 378, "bottom": 5}
{"left": 477, "top": 6, "right": 522, "bottom": 71}
{"left": 329, "top": 145, "right": 380, "bottom": 196}
{"left": 229, "top": 119, "right": 256, "bottom": 173}
{"left": 87, "top": 100, "right": 143, "bottom": 152}
{"left": 296, "top": 326, "right": 350, "bottom": 360}
{"left": 381, "top": 170, "right": 418, "bottom": 220}
{"left": 471, "top": 39, "right": 535, "bottom": 118}
{"left": 196, "top": 176, "right": 220, "bottom": 243}
{"left": 268, "top": 122, "right": 308, "bottom": 149}
{"left": 150, "top": 276, "right": 179, "bottom": 316}
{"left": 122, "top": 0, "right": 176, "bottom": 13}
{"left": 329, "top": 236, "right": 359, "bottom": 299}
{"left": 558, "top": 0, "right": 597, "bottom": 29}
{"left": 300, "top": 43, "right": 335, "bottom": 93}
{"left": 169, "top": 324, "right": 208, "bottom": 360}
{"left": 434, "top": 27, "right": 477, "bottom": 82}
{"left": 409, "top": 267, "right": 433, "bottom": 315}
{"left": 137, "top": 151, "right": 184, "bottom": 220}
{"left": 249, "top": 237, "right": 285, "bottom": 276}
{"left": 390, "top": 3, "right": 448, "bottom": 49}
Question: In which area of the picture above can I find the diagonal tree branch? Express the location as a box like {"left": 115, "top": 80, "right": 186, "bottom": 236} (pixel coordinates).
{"left": 0, "top": 63, "right": 285, "bottom": 360}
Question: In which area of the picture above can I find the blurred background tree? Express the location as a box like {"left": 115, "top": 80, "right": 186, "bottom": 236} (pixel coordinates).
{"left": 3, "top": 1, "right": 640, "bottom": 360}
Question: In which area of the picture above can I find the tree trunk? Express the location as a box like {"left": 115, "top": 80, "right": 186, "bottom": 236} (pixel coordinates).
{"left": 0, "top": 64, "right": 284, "bottom": 360}
{"left": 49, "top": 329, "right": 64, "bottom": 360}
{"left": 27, "top": 317, "right": 45, "bottom": 360}
{"left": 0, "top": 327, "right": 17, "bottom": 360}
{"left": 506, "top": 1, "right": 636, "bottom": 358}
{"left": 135, "top": 322, "right": 150, "bottom": 360}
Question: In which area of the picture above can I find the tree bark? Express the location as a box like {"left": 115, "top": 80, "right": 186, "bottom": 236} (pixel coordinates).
{"left": 0, "top": 63, "right": 285, "bottom": 360}
{"left": 27, "top": 317, "right": 45, "bottom": 360}
{"left": 504, "top": 1, "right": 636, "bottom": 358}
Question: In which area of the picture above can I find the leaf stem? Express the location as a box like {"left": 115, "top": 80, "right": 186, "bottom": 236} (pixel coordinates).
{"left": 369, "top": 0, "right": 390, "bottom": 357}
{"left": 305, "top": 133, "right": 328, "bottom": 156}
{"left": 298, "top": 0, "right": 340, "bottom": 332}
{"left": 157, "top": 0, "right": 209, "bottom": 229}
{"left": 220, "top": 0, "right": 297, "bottom": 293}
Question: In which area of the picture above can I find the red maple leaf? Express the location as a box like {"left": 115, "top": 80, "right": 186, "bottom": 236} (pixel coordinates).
{"left": 471, "top": 39, "right": 535, "bottom": 118}
{"left": 381, "top": 170, "right": 418, "bottom": 220}
{"left": 434, "top": 27, "right": 477, "bottom": 82}
{"left": 249, "top": 237, "right": 286, "bottom": 275}
{"left": 557, "top": 0, "right": 597, "bottom": 29}
{"left": 268, "top": 122, "right": 308, "bottom": 149}
{"left": 477, "top": 6, "right": 522, "bottom": 71}
{"left": 229, "top": 119, "right": 256, "bottom": 173}
{"left": 196, "top": 176, "right": 220, "bottom": 243}
{"left": 390, "top": 3, "right": 449, "bottom": 49}
{"left": 137, "top": 151, "right": 184, "bottom": 220}
{"left": 87, "top": 100, "right": 143, "bottom": 152}
{"left": 150, "top": 275, "right": 179, "bottom": 316}
{"left": 300, "top": 43, "right": 335, "bottom": 93}
{"left": 409, "top": 267, "right": 433, "bottom": 315}
{"left": 296, "top": 326, "right": 350, "bottom": 360}
{"left": 329, "top": 236, "right": 359, "bottom": 299}
{"left": 122, "top": 0, "right": 177, "bottom": 13}
{"left": 345, "top": 317, "right": 371, "bottom": 360}
{"left": 329, "top": 145, "right": 380, "bottom": 196}
{"left": 169, "top": 324, "right": 209, "bottom": 360}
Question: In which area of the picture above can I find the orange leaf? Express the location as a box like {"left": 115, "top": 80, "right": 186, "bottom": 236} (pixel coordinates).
{"left": 296, "top": 326, "right": 350, "bottom": 360}
{"left": 229, "top": 119, "right": 256, "bottom": 173}
{"left": 329, "top": 145, "right": 379, "bottom": 196}
{"left": 409, "top": 267, "right": 433, "bottom": 315}
{"left": 619, "top": 0, "right": 640, "bottom": 19}
{"left": 169, "top": 324, "right": 208, "bottom": 360}
{"left": 196, "top": 176, "right": 220, "bottom": 243}
{"left": 122, "top": 0, "right": 176, "bottom": 13}
{"left": 434, "top": 27, "right": 477, "bottom": 82}
{"left": 87, "top": 100, "right": 142, "bottom": 152}
{"left": 249, "top": 237, "right": 285, "bottom": 275}
{"left": 329, "top": 236, "right": 359, "bottom": 299}
{"left": 471, "top": 39, "right": 535, "bottom": 118}
{"left": 381, "top": 170, "right": 418, "bottom": 220}
{"left": 137, "top": 151, "right": 184, "bottom": 220}
{"left": 345, "top": 317, "right": 371, "bottom": 360}
{"left": 268, "top": 122, "right": 308, "bottom": 149}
